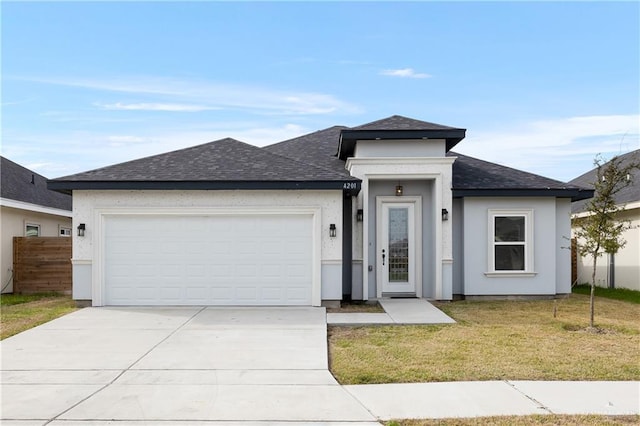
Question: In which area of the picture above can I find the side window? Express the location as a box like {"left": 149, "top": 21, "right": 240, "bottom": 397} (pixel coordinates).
{"left": 25, "top": 223, "right": 41, "bottom": 237}
{"left": 60, "top": 227, "right": 72, "bottom": 237}
{"left": 489, "top": 210, "right": 533, "bottom": 273}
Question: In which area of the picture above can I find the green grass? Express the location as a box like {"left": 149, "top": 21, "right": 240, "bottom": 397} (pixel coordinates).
{"left": 0, "top": 293, "right": 78, "bottom": 339}
{"left": 0, "top": 292, "right": 64, "bottom": 306}
{"left": 329, "top": 294, "right": 640, "bottom": 384}
{"left": 572, "top": 284, "right": 640, "bottom": 304}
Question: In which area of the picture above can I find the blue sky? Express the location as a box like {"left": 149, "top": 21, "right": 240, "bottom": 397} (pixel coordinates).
{"left": 2, "top": 1, "right": 638, "bottom": 182}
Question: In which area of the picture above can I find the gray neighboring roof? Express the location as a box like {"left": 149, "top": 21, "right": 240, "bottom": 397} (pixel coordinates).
{"left": 1, "top": 156, "right": 72, "bottom": 211}
{"left": 263, "top": 126, "right": 351, "bottom": 178}
{"left": 49, "top": 138, "right": 359, "bottom": 194}
{"left": 338, "top": 115, "right": 466, "bottom": 159}
{"left": 449, "top": 152, "right": 593, "bottom": 201}
{"left": 569, "top": 149, "right": 640, "bottom": 213}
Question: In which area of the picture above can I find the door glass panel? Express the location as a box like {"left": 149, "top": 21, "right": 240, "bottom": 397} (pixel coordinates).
{"left": 388, "top": 207, "right": 409, "bottom": 282}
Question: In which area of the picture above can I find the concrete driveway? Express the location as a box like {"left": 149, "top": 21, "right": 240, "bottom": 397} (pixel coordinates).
{"left": 1, "top": 307, "right": 378, "bottom": 425}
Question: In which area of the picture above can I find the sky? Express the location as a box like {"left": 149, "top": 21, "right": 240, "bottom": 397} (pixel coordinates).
{"left": 1, "top": 1, "right": 639, "bottom": 183}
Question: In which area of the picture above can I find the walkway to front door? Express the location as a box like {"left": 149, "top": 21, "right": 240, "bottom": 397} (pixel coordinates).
{"left": 327, "top": 298, "right": 456, "bottom": 325}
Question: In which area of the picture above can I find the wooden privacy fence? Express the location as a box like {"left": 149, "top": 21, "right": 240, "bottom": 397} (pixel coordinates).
{"left": 13, "top": 237, "right": 72, "bottom": 295}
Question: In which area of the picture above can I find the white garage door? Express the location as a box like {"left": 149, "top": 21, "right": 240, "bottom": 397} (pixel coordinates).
{"left": 104, "top": 214, "right": 313, "bottom": 306}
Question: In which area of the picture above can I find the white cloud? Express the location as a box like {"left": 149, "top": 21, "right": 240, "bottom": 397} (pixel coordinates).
{"left": 98, "top": 102, "right": 219, "bottom": 112}
{"left": 457, "top": 114, "right": 640, "bottom": 182}
{"left": 18, "top": 76, "right": 361, "bottom": 115}
{"left": 380, "top": 68, "right": 432, "bottom": 79}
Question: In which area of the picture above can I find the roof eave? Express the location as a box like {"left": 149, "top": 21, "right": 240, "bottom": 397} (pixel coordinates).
{"left": 452, "top": 188, "right": 595, "bottom": 202}
{"left": 337, "top": 129, "right": 466, "bottom": 160}
{"left": 47, "top": 179, "right": 362, "bottom": 195}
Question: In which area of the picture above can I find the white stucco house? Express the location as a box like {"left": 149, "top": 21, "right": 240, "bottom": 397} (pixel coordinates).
{"left": 48, "top": 116, "right": 593, "bottom": 306}
{"left": 570, "top": 149, "right": 639, "bottom": 291}
{"left": 1, "top": 156, "right": 73, "bottom": 293}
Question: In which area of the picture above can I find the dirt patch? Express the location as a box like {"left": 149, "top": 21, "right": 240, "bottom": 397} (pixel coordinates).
{"left": 327, "top": 301, "right": 385, "bottom": 313}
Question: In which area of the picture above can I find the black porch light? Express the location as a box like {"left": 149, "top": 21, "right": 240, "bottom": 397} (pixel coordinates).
{"left": 77, "top": 223, "right": 86, "bottom": 237}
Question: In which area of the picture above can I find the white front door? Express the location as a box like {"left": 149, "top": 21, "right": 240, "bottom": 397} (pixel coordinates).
{"left": 377, "top": 197, "right": 421, "bottom": 295}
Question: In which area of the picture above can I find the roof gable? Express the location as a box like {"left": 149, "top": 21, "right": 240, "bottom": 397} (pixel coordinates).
{"left": 1, "top": 156, "right": 72, "bottom": 211}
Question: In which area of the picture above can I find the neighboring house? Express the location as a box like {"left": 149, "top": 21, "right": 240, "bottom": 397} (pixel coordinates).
{"left": 48, "top": 115, "right": 593, "bottom": 307}
{"left": 1, "top": 157, "right": 73, "bottom": 293}
{"left": 569, "top": 150, "right": 640, "bottom": 291}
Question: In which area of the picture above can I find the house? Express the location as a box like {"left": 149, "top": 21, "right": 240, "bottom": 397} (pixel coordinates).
{"left": 1, "top": 156, "right": 73, "bottom": 293}
{"left": 569, "top": 149, "right": 640, "bottom": 291}
{"left": 48, "top": 116, "right": 593, "bottom": 306}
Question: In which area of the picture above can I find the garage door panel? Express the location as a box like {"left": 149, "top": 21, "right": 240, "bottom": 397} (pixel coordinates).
{"left": 104, "top": 214, "right": 313, "bottom": 306}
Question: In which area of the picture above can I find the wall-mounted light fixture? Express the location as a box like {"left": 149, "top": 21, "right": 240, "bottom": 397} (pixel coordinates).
{"left": 329, "top": 224, "right": 337, "bottom": 238}
{"left": 395, "top": 185, "right": 403, "bottom": 196}
{"left": 441, "top": 209, "right": 449, "bottom": 221}
{"left": 356, "top": 209, "right": 364, "bottom": 222}
{"left": 77, "top": 223, "right": 86, "bottom": 237}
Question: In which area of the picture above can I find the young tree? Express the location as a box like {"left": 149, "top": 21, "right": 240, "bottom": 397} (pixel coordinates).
{"left": 573, "top": 153, "right": 639, "bottom": 328}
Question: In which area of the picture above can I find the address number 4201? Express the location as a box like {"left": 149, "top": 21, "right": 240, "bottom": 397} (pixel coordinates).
{"left": 343, "top": 182, "right": 358, "bottom": 190}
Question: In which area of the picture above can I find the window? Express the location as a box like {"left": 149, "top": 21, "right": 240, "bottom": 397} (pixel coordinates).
{"left": 488, "top": 210, "right": 533, "bottom": 275}
{"left": 60, "top": 227, "right": 72, "bottom": 237}
{"left": 25, "top": 223, "right": 40, "bottom": 237}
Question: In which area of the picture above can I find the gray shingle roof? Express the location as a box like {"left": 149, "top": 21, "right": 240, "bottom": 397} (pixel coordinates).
{"left": 448, "top": 152, "right": 593, "bottom": 201}
{"left": 263, "top": 126, "right": 351, "bottom": 178}
{"left": 1, "top": 156, "right": 72, "bottom": 211}
{"left": 450, "top": 152, "right": 578, "bottom": 189}
{"left": 569, "top": 149, "right": 640, "bottom": 213}
{"left": 350, "top": 115, "right": 460, "bottom": 131}
{"left": 338, "top": 115, "right": 466, "bottom": 158}
{"left": 46, "top": 115, "right": 593, "bottom": 202}
{"left": 49, "top": 138, "right": 358, "bottom": 193}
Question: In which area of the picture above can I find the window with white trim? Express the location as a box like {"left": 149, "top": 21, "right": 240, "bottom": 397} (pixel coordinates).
{"left": 25, "top": 223, "right": 41, "bottom": 237}
{"left": 489, "top": 210, "right": 533, "bottom": 273}
{"left": 59, "top": 227, "right": 72, "bottom": 237}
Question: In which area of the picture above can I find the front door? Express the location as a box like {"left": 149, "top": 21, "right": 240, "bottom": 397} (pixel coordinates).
{"left": 377, "top": 197, "right": 421, "bottom": 296}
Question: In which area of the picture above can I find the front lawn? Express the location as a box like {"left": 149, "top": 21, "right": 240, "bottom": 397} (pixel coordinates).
{"left": 329, "top": 294, "right": 640, "bottom": 384}
{"left": 0, "top": 293, "right": 78, "bottom": 339}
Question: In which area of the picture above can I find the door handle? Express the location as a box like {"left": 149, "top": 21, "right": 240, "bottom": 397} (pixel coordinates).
{"left": 382, "top": 249, "right": 386, "bottom": 266}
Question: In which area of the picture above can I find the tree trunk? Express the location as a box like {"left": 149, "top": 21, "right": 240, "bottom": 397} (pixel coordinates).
{"left": 590, "top": 255, "right": 597, "bottom": 328}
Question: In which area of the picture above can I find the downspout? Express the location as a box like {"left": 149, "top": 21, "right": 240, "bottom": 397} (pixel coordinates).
{"left": 342, "top": 190, "right": 353, "bottom": 300}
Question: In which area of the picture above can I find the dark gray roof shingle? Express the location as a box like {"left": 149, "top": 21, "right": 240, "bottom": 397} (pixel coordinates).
{"left": 569, "top": 149, "right": 640, "bottom": 213}
{"left": 1, "top": 156, "right": 72, "bottom": 211}
{"left": 338, "top": 115, "right": 466, "bottom": 158}
{"left": 448, "top": 152, "right": 593, "bottom": 201}
{"left": 350, "top": 115, "right": 460, "bottom": 131}
{"left": 263, "top": 126, "right": 351, "bottom": 178}
{"left": 449, "top": 152, "right": 581, "bottom": 190}
{"left": 46, "top": 115, "right": 594, "bottom": 202}
{"left": 52, "top": 138, "right": 355, "bottom": 183}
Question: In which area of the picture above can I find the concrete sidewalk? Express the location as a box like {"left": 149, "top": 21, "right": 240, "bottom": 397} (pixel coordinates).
{"left": 345, "top": 380, "right": 640, "bottom": 420}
